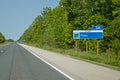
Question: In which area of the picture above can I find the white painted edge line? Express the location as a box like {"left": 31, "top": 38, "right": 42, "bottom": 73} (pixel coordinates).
{"left": 31, "top": 53, "right": 74, "bottom": 80}
{"left": 22, "top": 45, "right": 75, "bottom": 80}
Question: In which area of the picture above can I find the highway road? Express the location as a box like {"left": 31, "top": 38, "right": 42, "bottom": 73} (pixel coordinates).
{"left": 21, "top": 44, "right": 120, "bottom": 80}
{"left": 0, "top": 43, "right": 71, "bottom": 80}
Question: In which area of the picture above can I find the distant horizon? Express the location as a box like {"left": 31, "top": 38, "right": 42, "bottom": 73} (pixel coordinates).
{"left": 0, "top": 0, "right": 60, "bottom": 40}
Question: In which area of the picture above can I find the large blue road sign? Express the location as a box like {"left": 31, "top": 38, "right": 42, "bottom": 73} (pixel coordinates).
{"left": 92, "top": 25, "right": 103, "bottom": 30}
{"left": 73, "top": 30, "right": 103, "bottom": 39}
{"left": 79, "top": 30, "right": 103, "bottom": 39}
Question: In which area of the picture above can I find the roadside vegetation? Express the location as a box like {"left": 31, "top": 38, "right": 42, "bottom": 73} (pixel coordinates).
{"left": 0, "top": 32, "right": 14, "bottom": 46}
{"left": 19, "top": 0, "right": 120, "bottom": 70}
{"left": 0, "top": 32, "right": 5, "bottom": 44}
{"left": 6, "top": 39, "right": 14, "bottom": 42}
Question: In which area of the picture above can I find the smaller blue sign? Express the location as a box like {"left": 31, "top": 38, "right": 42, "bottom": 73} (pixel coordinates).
{"left": 73, "top": 31, "right": 80, "bottom": 39}
{"left": 92, "top": 25, "right": 103, "bottom": 30}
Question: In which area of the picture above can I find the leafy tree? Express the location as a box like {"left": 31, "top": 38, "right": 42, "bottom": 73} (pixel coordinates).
{"left": 112, "top": 0, "right": 120, "bottom": 17}
{"left": 112, "top": 39, "right": 120, "bottom": 55}
{"left": 0, "top": 32, "right": 5, "bottom": 43}
{"left": 6, "top": 39, "right": 14, "bottom": 42}
{"left": 19, "top": 0, "right": 120, "bottom": 55}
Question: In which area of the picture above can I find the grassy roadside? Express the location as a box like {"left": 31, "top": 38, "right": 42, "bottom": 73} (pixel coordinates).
{"left": 0, "top": 42, "right": 13, "bottom": 46}
{"left": 25, "top": 43, "right": 120, "bottom": 71}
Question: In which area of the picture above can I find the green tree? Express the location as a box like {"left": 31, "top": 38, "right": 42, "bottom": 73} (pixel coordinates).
{"left": 6, "top": 39, "right": 14, "bottom": 42}
{"left": 0, "top": 32, "right": 5, "bottom": 43}
{"left": 19, "top": 0, "right": 120, "bottom": 55}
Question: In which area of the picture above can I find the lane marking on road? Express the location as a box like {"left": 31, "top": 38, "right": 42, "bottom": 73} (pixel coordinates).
{"left": 22, "top": 45, "right": 74, "bottom": 80}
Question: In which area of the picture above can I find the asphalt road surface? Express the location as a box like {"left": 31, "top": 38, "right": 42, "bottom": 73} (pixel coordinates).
{"left": 0, "top": 43, "right": 71, "bottom": 80}
{"left": 20, "top": 44, "right": 120, "bottom": 80}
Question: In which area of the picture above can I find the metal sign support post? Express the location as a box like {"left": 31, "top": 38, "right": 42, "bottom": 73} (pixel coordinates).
{"left": 75, "top": 40, "right": 78, "bottom": 51}
{"left": 97, "top": 41, "right": 99, "bottom": 56}
{"left": 86, "top": 40, "right": 88, "bottom": 53}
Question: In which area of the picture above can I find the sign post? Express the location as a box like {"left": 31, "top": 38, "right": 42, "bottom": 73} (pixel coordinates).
{"left": 86, "top": 40, "right": 88, "bottom": 53}
{"left": 97, "top": 41, "right": 99, "bottom": 56}
{"left": 73, "top": 25, "right": 104, "bottom": 54}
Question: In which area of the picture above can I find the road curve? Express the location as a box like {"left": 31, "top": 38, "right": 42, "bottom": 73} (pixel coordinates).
{"left": 0, "top": 43, "right": 71, "bottom": 80}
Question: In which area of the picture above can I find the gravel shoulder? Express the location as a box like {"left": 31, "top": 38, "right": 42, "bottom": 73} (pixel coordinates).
{"left": 19, "top": 44, "right": 120, "bottom": 80}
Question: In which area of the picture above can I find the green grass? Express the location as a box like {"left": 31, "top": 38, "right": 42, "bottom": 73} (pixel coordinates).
{"left": 0, "top": 42, "right": 13, "bottom": 46}
{"left": 25, "top": 43, "right": 120, "bottom": 71}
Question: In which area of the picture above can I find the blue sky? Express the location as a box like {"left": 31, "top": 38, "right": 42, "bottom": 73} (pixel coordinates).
{"left": 0, "top": 0, "right": 59, "bottom": 40}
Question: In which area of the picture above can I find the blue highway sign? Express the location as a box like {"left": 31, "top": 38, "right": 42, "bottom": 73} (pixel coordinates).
{"left": 73, "top": 30, "right": 103, "bottom": 39}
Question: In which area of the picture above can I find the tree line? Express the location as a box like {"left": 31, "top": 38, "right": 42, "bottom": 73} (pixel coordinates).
{"left": 0, "top": 32, "right": 14, "bottom": 43}
{"left": 19, "top": 0, "right": 120, "bottom": 55}
{"left": 0, "top": 32, "right": 5, "bottom": 43}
